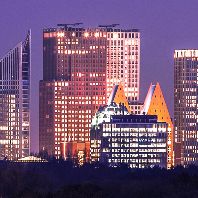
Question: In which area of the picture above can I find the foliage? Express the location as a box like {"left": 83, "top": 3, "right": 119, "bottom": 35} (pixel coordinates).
{"left": 0, "top": 160, "right": 198, "bottom": 197}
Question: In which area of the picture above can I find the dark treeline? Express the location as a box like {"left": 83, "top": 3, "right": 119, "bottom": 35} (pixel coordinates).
{"left": 0, "top": 160, "right": 198, "bottom": 198}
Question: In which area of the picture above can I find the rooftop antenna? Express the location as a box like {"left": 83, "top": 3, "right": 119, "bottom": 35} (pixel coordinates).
{"left": 98, "top": 24, "right": 120, "bottom": 28}
{"left": 57, "top": 23, "right": 83, "bottom": 28}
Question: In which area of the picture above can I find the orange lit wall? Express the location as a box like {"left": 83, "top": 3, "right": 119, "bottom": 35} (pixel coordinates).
{"left": 60, "top": 142, "right": 90, "bottom": 164}
{"left": 112, "top": 84, "right": 131, "bottom": 113}
{"left": 146, "top": 83, "right": 174, "bottom": 168}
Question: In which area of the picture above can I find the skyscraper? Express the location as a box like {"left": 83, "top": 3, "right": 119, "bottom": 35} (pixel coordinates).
{"left": 0, "top": 31, "right": 31, "bottom": 160}
{"left": 174, "top": 50, "right": 198, "bottom": 166}
{"left": 39, "top": 24, "right": 140, "bottom": 160}
{"left": 105, "top": 27, "right": 140, "bottom": 102}
{"left": 39, "top": 25, "right": 107, "bottom": 159}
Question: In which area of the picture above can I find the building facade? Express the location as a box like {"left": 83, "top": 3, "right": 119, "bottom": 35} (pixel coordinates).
{"left": 91, "top": 84, "right": 168, "bottom": 168}
{"left": 91, "top": 114, "right": 167, "bottom": 169}
{"left": 40, "top": 24, "right": 140, "bottom": 160}
{"left": 91, "top": 83, "right": 130, "bottom": 162}
{"left": 141, "top": 83, "right": 173, "bottom": 168}
{"left": 40, "top": 26, "right": 107, "bottom": 159}
{"left": 129, "top": 101, "right": 143, "bottom": 115}
{"left": 105, "top": 28, "right": 140, "bottom": 102}
{"left": 174, "top": 50, "right": 198, "bottom": 166}
{"left": 0, "top": 31, "right": 31, "bottom": 160}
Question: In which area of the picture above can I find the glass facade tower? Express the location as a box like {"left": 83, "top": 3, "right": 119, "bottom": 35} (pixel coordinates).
{"left": 174, "top": 50, "right": 198, "bottom": 166}
{"left": 0, "top": 31, "right": 31, "bottom": 160}
{"left": 39, "top": 25, "right": 140, "bottom": 161}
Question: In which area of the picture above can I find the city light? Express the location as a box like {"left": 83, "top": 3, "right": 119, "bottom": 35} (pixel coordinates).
{"left": 57, "top": 32, "right": 65, "bottom": 37}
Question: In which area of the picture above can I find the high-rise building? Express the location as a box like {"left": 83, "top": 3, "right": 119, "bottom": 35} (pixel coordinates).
{"left": 39, "top": 24, "right": 140, "bottom": 160}
{"left": 174, "top": 50, "right": 198, "bottom": 166}
{"left": 0, "top": 31, "right": 31, "bottom": 160}
{"left": 105, "top": 28, "right": 140, "bottom": 102}
{"left": 39, "top": 26, "right": 107, "bottom": 159}
{"left": 141, "top": 82, "right": 173, "bottom": 168}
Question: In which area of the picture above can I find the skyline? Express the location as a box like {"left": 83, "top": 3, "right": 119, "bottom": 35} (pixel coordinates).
{"left": 1, "top": 0, "right": 198, "bottom": 152}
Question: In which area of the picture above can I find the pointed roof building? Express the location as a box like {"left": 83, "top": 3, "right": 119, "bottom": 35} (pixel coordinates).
{"left": 107, "top": 83, "right": 131, "bottom": 113}
{"left": 142, "top": 82, "right": 174, "bottom": 168}
{"left": 92, "top": 83, "right": 130, "bottom": 127}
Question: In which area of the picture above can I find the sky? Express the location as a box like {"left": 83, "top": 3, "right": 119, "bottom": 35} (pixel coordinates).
{"left": 0, "top": 0, "right": 198, "bottom": 152}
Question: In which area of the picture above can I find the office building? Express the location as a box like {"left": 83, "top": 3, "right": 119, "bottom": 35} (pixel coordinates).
{"left": 90, "top": 84, "right": 168, "bottom": 168}
{"left": 141, "top": 82, "right": 173, "bottom": 168}
{"left": 174, "top": 50, "right": 198, "bottom": 166}
{"left": 99, "top": 115, "right": 167, "bottom": 168}
{"left": 90, "top": 105, "right": 167, "bottom": 168}
{"left": 40, "top": 24, "right": 140, "bottom": 161}
{"left": 105, "top": 27, "right": 140, "bottom": 102}
{"left": 0, "top": 31, "right": 31, "bottom": 160}
{"left": 40, "top": 25, "right": 107, "bottom": 160}
{"left": 90, "top": 83, "right": 130, "bottom": 161}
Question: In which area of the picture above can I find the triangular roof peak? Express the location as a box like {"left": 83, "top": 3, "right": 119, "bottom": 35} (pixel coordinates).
{"left": 107, "top": 83, "right": 131, "bottom": 113}
{"left": 141, "top": 82, "right": 173, "bottom": 168}
{"left": 142, "top": 82, "right": 171, "bottom": 114}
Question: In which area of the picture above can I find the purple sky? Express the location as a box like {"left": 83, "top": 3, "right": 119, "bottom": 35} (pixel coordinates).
{"left": 0, "top": 0, "right": 198, "bottom": 152}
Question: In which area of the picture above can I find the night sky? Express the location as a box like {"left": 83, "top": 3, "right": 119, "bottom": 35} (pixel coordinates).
{"left": 0, "top": 0, "right": 198, "bottom": 152}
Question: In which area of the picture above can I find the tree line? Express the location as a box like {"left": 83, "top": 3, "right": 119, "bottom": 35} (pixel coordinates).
{"left": 0, "top": 157, "right": 198, "bottom": 197}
